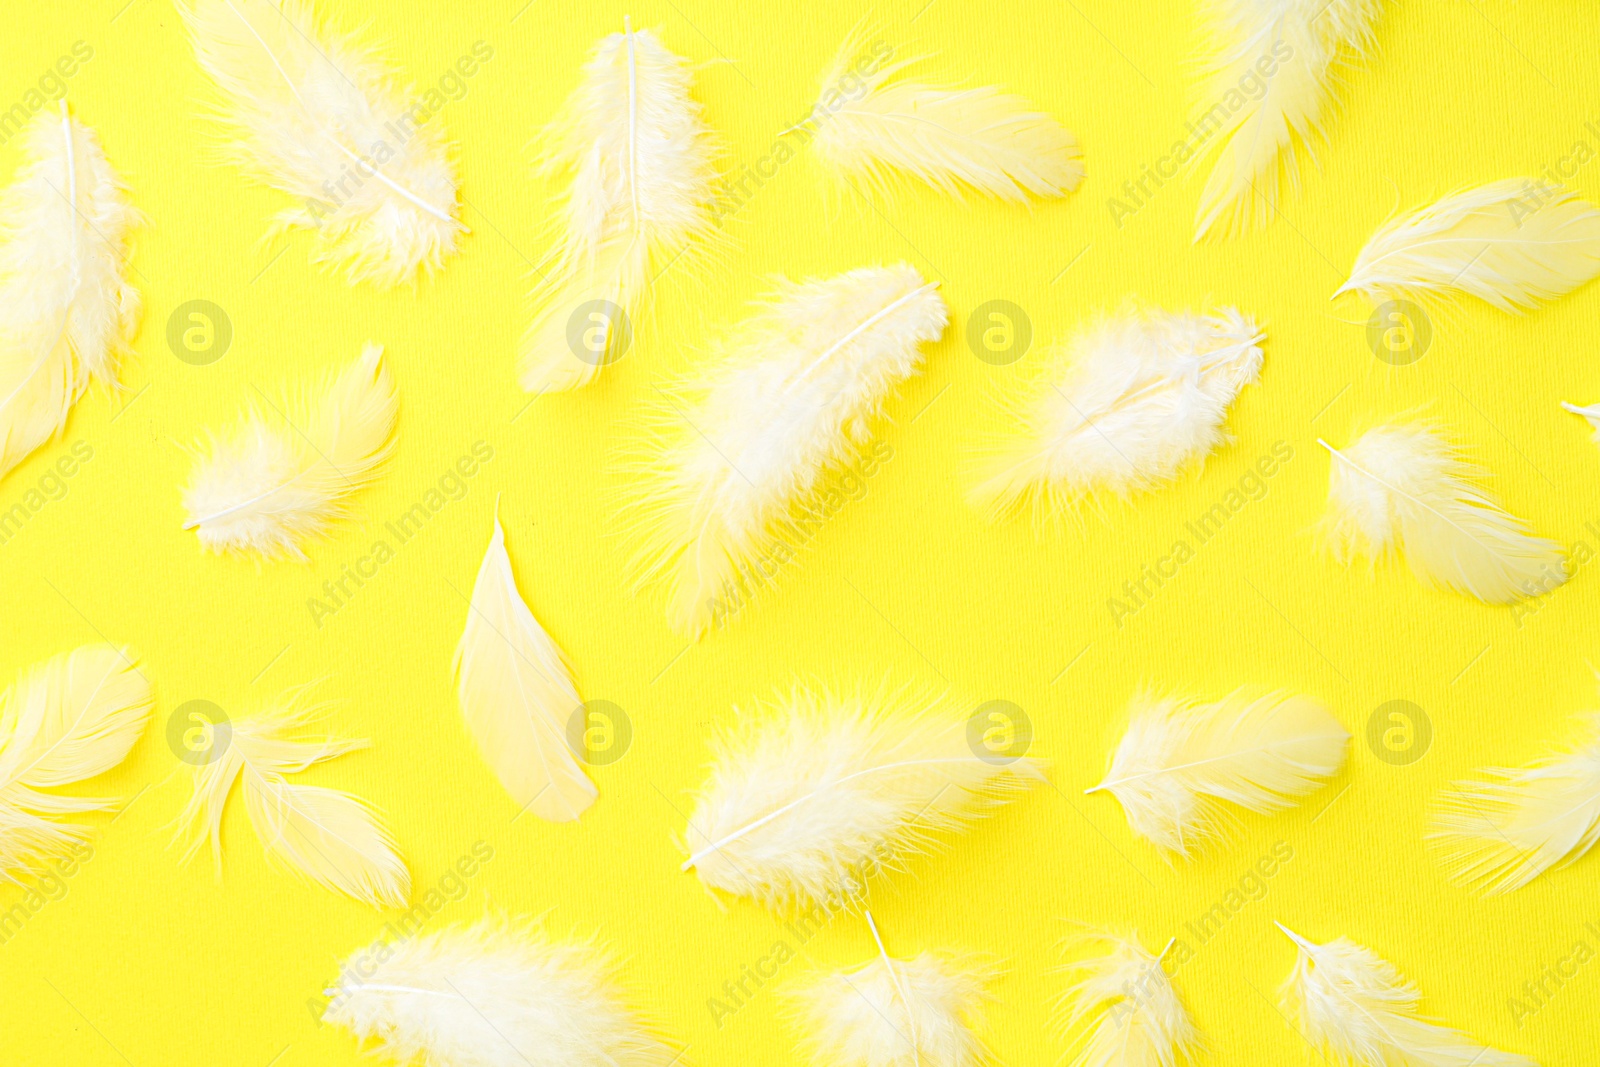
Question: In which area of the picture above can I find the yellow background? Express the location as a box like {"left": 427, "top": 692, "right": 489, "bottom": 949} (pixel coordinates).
{"left": 3, "top": 1, "right": 1598, "bottom": 1064}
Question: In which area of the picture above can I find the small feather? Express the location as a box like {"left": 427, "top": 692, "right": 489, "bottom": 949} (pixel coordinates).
{"left": 1058, "top": 931, "right": 1200, "bottom": 1067}
{"left": 1562, "top": 400, "right": 1600, "bottom": 445}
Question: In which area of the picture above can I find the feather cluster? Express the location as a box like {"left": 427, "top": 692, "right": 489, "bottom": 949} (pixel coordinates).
{"left": 183, "top": 343, "right": 398, "bottom": 560}
{"left": 1058, "top": 931, "right": 1200, "bottom": 1067}
{"left": 1090, "top": 690, "right": 1347, "bottom": 856}
{"left": 1321, "top": 423, "right": 1566, "bottom": 603}
{"left": 0, "top": 106, "right": 140, "bottom": 484}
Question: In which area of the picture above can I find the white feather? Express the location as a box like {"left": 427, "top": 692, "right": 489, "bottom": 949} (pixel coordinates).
{"left": 630, "top": 264, "right": 945, "bottom": 637}
{"left": 183, "top": 343, "right": 398, "bottom": 560}
{"left": 1336, "top": 180, "right": 1600, "bottom": 310}
{"left": 1058, "top": 931, "right": 1200, "bottom": 1067}
{"left": 680, "top": 683, "right": 1043, "bottom": 912}
{"left": 454, "top": 514, "right": 596, "bottom": 823}
{"left": 0, "top": 105, "right": 140, "bottom": 484}
{"left": 177, "top": 696, "right": 408, "bottom": 907}
{"left": 1320, "top": 423, "right": 1566, "bottom": 604}
{"left": 1562, "top": 400, "right": 1600, "bottom": 445}
{"left": 971, "top": 307, "right": 1262, "bottom": 520}
{"left": 0, "top": 646, "right": 152, "bottom": 880}
{"left": 521, "top": 21, "right": 717, "bottom": 393}
{"left": 178, "top": 0, "right": 463, "bottom": 286}
{"left": 1089, "top": 691, "right": 1347, "bottom": 856}
{"left": 324, "top": 917, "right": 677, "bottom": 1067}
{"left": 1278, "top": 926, "right": 1534, "bottom": 1067}
{"left": 1195, "top": 0, "right": 1381, "bottom": 239}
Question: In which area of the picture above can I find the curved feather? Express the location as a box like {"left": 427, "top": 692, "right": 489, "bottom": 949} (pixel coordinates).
{"left": 1320, "top": 424, "right": 1566, "bottom": 603}
{"left": 1058, "top": 931, "right": 1200, "bottom": 1067}
{"left": 1336, "top": 180, "right": 1600, "bottom": 310}
{"left": 454, "top": 515, "right": 596, "bottom": 823}
{"left": 0, "top": 106, "right": 140, "bottom": 484}
{"left": 183, "top": 342, "right": 398, "bottom": 560}
{"left": 1090, "top": 691, "right": 1347, "bottom": 856}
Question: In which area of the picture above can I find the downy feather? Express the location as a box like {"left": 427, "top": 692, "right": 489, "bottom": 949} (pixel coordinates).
{"left": 0, "top": 646, "right": 152, "bottom": 879}
{"left": 183, "top": 343, "right": 398, "bottom": 560}
{"left": 454, "top": 514, "right": 596, "bottom": 823}
{"left": 1089, "top": 691, "right": 1347, "bottom": 856}
{"left": 631, "top": 264, "right": 946, "bottom": 637}
{"left": 1278, "top": 926, "right": 1533, "bottom": 1067}
{"left": 1320, "top": 423, "right": 1566, "bottom": 603}
{"left": 522, "top": 21, "right": 717, "bottom": 393}
{"left": 324, "top": 917, "right": 677, "bottom": 1067}
{"left": 1058, "top": 931, "right": 1200, "bottom": 1067}
{"left": 179, "top": 0, "right": 462, "bottom": 286}
{"left": 679, "top": 683, "right": 1043, "bottom": 912}
{"left": 971, "top": 307, "right": 1262, "bottom": 520}
{"left": 1336, "top": 180, "right": 1600, "bottom": 310}
{"left": 0, "top": 105, "right": 139, "bottom": 484}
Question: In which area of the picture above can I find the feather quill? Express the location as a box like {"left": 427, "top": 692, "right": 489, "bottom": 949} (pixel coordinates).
{"left": 1320, "top": 423, "right": 1566, "bottom": 603}
{"left": 454, "top": 514, "right": 596, "bottom": 823}
{"left": 1058, "top": 931, "right": 1200, "bottom": 1067}
{"left": 1088, "top": 691, "right": 1347, "bottom": 856}
{"left": 183, "top": 342, "right": 398, "bottom": 560}
{"left": 679, "top": 683, "right": 1042, "bottom": 912}
{"left": 1336, "top": 180, "right": 1600, "bottom": 310}
{"left": 521, "top": 20, "right": 717, "bottom": 393}
{"left": 1278, "top": 926, "right": 1533, "bottom": 1067}
{"left": 971, "top": 307, "right": 1262, "bottom": 519}
{"left": 0, "top": 646, "right": 152, "bottom": 879}
{"left": 0, "top": 105, "right": 139, "bottom": 484}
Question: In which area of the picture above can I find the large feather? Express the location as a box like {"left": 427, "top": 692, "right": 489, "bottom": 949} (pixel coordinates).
{"left": 454, "top": 515, "right": 596, "bottom": 823}
{"left": 971, "top": 307, "right": 1262, "bottom": 520}
{"left": 1320, "top": 423, "right": 1566, "bottom": 603}
{"left": 1278, "top": 926, "right": 1533, "bottom": 1067}
{"left": 631, "top": 264, "right": 946, "bottom": 637}
{"left": 0, "top": 105, "right": 139, "bottom": 484}
{"left": 521, "top": 21, "right": 717, "bottom": 393}
{"left": 1058, "top": 931, "right": 1200, "bottom": 1067}
{"left": 0, "top": 646, "right": 152, "bottom": 879}
{"left": 178, "top": 0, "right": 462, "bottom": 286}
{"left": 1195, "top": 0, "right": 1381, "bottom": 239}
{"left": 183, "top": 342, "right": 398, "bottom": 560}
{"left": 1336, "top": 180, "right": 1600, "bottom": 310}
{"left": 679, "top": 683, "right": 1042, "bottom": 912}
{"left": 324, "top": 917, "right": 677, "bottom": 1067}
{"left": 1089, "top": 691, "right": 1347, "bottom": 856}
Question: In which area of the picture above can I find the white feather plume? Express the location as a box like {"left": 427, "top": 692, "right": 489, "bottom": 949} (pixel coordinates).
{"left": 0, "top": 105, "right": 140, "bottom": 484}
{"left": 1336, "top": 180, "right": 1600, "bottom": 310}
{"left": 1195, "top": 0, "right": 1381, "bottom": 239}
{"left": 1562, "top": 400, "right": 1600, "bottom": 445}
{"left": 630, "top": 264, "right": 945, "bottom": 637}
{"left": 0, "top": 646, "right": 152, "bottom": 880}
{"left": 971, "top": 307, "right": 1262, "bottom": 520}
{"left": 521, "top": 20, "right": 717, "bottom": 393}
{"left": 1089, "top": 691, "right": 1347, "bottom": 856}
{"left": 1058, "top": 931, "right": 1200, "bottom": 1067}
{"left": 1278, "top": 926, "right": 1533, "bottom": 1067}
{"left": 179, "top": 0, "right": 463, "bottom": 286}
{"left": 177, "top": 696, "right": 409, "bottom": 907}
{"left": 454, "top": 514, "right": 596, "bottom": 823}
{"left": 680, "top": 683, "right": 1043, "bottom": 912}
{"left": 324, "top": 917, "right": 677, "bottom": 1067}
{"left": 183, "top": 343, "right": 398, "bottom": 560}
{"left": 1320, "top": 423, "right": 1566, "bottom": 603}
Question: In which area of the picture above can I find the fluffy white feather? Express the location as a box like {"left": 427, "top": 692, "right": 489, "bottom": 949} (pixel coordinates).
{"left": 324, "top": 917, "right": 677, "bottom": 1067}
{"left": 630, "top": 264, "right": 945, "bottom": 637}
{"left": 454, "top": 514, "right": 596, "bottom": 823}
{"left": 1562, "top": 400, "right": 1600, "bottom": 445}
{"left": 183, "top": 343, "right": 398, "bottom": 560}
{"left": 522, "top": 20, "right": 717, "bottom": 393}
{"left": 1089, "top": 691, "right": 1347, "bottom": 856}
{"left": 680, "top": 683, "right": 1043, "bottom": 912}
{"left": 1195, "top": 0, "right": 1381, "bottom": 239}
{"left": 1320, "top": 424, "right": 1566, "bottom": 603}
{"left": 0, "top": 646, "right": 152, "bottom": 880}
{"left": 971, "top": 307, "right": 1262, "bottom": 520}
{"left": 177, "top": 697, "right": 408, "bottom": 907}
{"left": 1058, "top": 931, "right": 1200, "bottom": 1067}
{"left": 1279, "top": 926, "right": 1533, "bottom": 1067}
{"left": 0, "top": 105, "right": 139, "bottom": 484}
{"left": 179, "top": 0, "right": 462, "bottom": 286}
{"left": 1336, "top": 180, "right": 1600, "bottom": 310}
